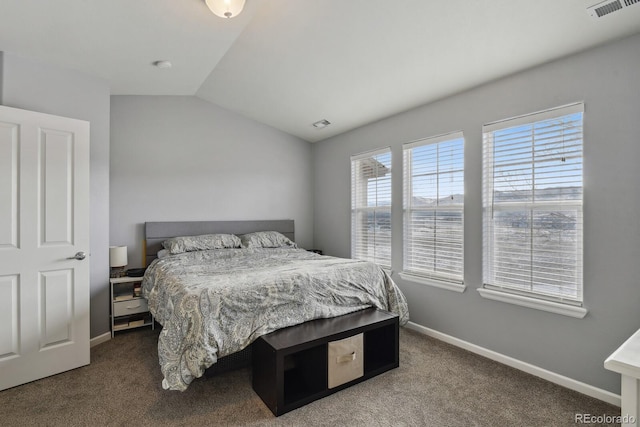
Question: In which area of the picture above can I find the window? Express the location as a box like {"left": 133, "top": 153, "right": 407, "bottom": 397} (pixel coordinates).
{"left": 351, "top": 148, "right": 392, "bottom": 268}
{"left": 402, "top": 132, "right": 464, "bottom": 287}
{"left": 482, "top": 103, "right": 584, "bottom": 308}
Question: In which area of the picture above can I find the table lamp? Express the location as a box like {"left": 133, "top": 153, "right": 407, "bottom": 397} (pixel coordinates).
{"left": 109, "top": 246, "right": 128, "bottom": 278}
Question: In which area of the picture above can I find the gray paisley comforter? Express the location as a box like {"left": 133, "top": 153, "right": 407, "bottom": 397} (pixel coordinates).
{"left": 142, "top": 247, "right": 409, "bottom": 391}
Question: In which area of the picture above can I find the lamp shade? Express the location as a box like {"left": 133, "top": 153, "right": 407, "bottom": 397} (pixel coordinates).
{"left": 205, "top": 0, "right": 245, "bottom": 18}
{"left": 109, "top": 246, "right": 128, "bottom": 267}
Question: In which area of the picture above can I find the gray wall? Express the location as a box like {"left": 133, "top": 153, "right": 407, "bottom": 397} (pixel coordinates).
{"left": 0, "top": 52, "right": 3, "bottom": 102}
{"left": 312, "top": 33, "right": 640, "bottom": 394}
{"left": 110, "top": 96, "right": 313, "bottom": 268}
{"left": 0, "top": 52, "right": 112, "bottom": 338}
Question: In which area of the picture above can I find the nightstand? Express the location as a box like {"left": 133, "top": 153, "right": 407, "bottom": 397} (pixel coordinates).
{"left": 109, "top": 276, "right": 154, "bottom": 338}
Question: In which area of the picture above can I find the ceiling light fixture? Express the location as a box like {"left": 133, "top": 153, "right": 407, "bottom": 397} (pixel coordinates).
{"left": 313, "top": 119, "right": 331, "bottom": 129}
{"left": 205, "top": 0, "right": 246, "bottom": 18}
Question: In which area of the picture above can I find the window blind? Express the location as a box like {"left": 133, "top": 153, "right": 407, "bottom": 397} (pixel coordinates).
{"left": 403, "top": 132, "right": 464, "bottom": 283}
{"left": 351, "top": 148, "right": 392, "bottom": 268}
{"left": 482, "top": 103, "right": 584, "bottom": 303}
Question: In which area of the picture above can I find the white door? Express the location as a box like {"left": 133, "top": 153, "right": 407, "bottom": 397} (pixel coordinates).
{"left": 0, "top": 105, "right": 90, "bottom": 391}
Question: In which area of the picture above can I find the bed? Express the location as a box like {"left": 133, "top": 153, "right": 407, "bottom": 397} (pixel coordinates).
{"left": 141, "top": 220, "right": 409, "bottom": 391}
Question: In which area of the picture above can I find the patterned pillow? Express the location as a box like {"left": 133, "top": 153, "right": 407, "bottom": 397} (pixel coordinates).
{"left": 156, "top": 249, "right": 170, "bottom": 259}
{"left": 162, "top": 233, "right": 242, "bottom": 254}
{"left": 240, "top": 231, "right": 297, "bottom": 249}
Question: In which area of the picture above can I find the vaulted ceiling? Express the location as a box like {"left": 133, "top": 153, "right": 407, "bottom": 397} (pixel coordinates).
{"left": 1, "top": 0, "right": 639, "bottom": 142}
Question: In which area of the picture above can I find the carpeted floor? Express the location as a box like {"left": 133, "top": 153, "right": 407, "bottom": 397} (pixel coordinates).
{"left": 1, "top": 327, "right": 621, "bottom": 426}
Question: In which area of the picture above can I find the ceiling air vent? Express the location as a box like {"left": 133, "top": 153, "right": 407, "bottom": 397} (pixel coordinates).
{"left": 587, "top": 0, "right": 639, "bottom": 18}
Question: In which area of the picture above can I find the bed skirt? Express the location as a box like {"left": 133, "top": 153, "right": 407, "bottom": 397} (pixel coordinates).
{"left": 204, "top": 346, "right": 252, "bottom": 377}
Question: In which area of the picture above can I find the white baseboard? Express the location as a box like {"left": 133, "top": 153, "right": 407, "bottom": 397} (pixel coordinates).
{"left": 90, "top": 332, "right": 111, "bottom": 348}
{"left": 405, "top": 321, "right": 621, "bottom": 407}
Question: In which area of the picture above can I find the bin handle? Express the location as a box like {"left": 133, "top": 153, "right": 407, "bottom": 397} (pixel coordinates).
{"left": 337, "top": 352, "right": 356, "bottom": 363}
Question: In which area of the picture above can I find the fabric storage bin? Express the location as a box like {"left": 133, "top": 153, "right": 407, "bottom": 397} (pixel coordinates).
{"left": 328, "top": 333, "right": 364, "bottom": 388}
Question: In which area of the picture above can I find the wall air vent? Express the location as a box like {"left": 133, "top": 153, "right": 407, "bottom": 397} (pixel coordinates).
{"left": 587, "top": 0, "right": 640, "bottom": 18}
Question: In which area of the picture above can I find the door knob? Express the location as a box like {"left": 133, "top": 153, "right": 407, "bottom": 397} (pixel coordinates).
{"left": 68, "top": 251, "right": 87, "bottom": 260}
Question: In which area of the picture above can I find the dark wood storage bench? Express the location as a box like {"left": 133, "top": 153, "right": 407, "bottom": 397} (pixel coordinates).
{"left": 252, "top": 308, "right": 399, "bottom": 416}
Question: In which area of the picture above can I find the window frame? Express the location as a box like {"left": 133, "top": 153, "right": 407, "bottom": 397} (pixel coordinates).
{"left": 481, "top": 103, "right": 586, "bottom": 317}
{"left": 350, "top": 147, "right": 392, "bottom": 269}
{"left": 400, "top": 131, "right": 465, "bottom": 292}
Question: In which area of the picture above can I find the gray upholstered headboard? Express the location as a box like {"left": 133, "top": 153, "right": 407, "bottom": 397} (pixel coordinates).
{"left": 144, "top": 220, "right": 295, "bottom": 266}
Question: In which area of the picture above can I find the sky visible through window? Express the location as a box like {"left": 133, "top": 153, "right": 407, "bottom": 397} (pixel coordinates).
{"left": 366, "top": 152, "right": 392, "bottom": 206}
{"left": 364, "top": 114, "right": 581, "bottom": 207}
{"left": 492, "top": 112, "right": 583, "bottom": 201}
{"left": 366, "top": 140, "right": 466, "bottom": 206}
{"left": 408, "top": 138, "right": 464, "bottom": 206}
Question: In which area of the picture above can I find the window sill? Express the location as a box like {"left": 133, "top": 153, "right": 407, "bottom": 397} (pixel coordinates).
{"left": 477, "top": 288, "right": 588, "bottom": 319}
{"left": 399, "top": 272, "right": 466, "bottom": 293}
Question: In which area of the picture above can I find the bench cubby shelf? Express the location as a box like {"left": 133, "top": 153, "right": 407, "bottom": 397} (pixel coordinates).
{"left": 252, "top": 308, "right": 399, "bottom": 416}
